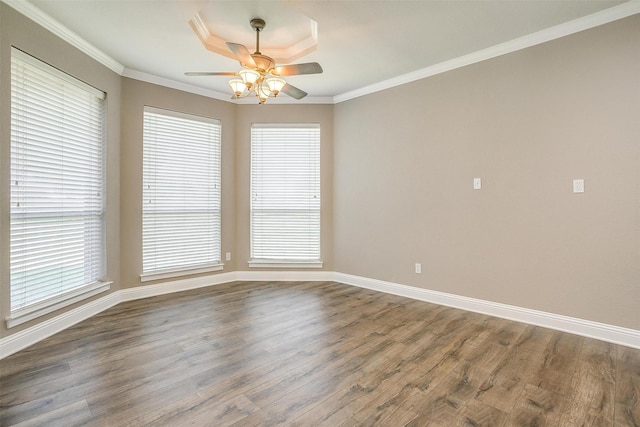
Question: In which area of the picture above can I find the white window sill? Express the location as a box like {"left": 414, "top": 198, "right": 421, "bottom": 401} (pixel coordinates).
{"left": 6, "top": 281, "right": 112, "bottom": 329}
{"left": 140, "top": 263, "right": 224, "bottom": 282}
{"left": 248, "top": 260, "right": 324, "bottom": 269}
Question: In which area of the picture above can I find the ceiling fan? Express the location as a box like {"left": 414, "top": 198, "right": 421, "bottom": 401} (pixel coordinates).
{"left": 185, "top": 18, "right": 323, "bottom": 103}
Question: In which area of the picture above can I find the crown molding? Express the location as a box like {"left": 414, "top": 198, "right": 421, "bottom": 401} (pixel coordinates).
{"left": 123, "top": 68, "right": 333, "bottom": 105}
{"left": 334, "top": 0, "right": 640, "bottom": 103}
{"left": 3, "top": 0, "right": 639, "bottom": 105}
{"left": 122, "top": 68, "right": 232, "bottom": 102}
{"left": 1, "top": 0, "right": 125, "bottom": 75}
{"left": 189, "top": 12, "right": 318, "bottom": 65}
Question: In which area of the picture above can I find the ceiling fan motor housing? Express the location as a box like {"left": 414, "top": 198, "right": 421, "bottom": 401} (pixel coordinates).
{"left": 185, "top": 17, "right": 321, "bottom": 101}
{"left": 250, "top": 54, "right": 275, "bottom": 74}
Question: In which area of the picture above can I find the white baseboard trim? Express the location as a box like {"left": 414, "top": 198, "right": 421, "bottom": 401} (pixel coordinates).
{"left": 0, "top": 292, "right": 121, "bottom": 359}
{"left": 235, "top": 270, "right": 336, "bottom": 282}
{"left": 0, "top": 270, "right": 333, "bottom": 358}
{"left": 334, "top": 272, "right": 640, "bottom": 350}
{"left": 0, "top": 273, "right": 238, "bottom": 359}
{"left": 120, "top": 272, "right": 238, "bottom": 302}
{"left": 3, "top": 270, "right": 639, "bottom": 359}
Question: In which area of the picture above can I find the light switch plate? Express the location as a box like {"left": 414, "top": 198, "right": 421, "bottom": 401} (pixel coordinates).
{"left": 573, "top": 179, "right": 585, "bottom": 193}
{"left": 473, "top": 178, "right": 482, "bottom": 190}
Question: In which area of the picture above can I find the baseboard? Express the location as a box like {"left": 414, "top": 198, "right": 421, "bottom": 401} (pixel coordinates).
{"left": 3, "top": 270, "right": 638, "bottom": 359}
{"left": 0, "top": 292, "right": 121, "bottom": 359}
{"left": 0, "top": 270, "right": 333, "bottom": 358}
{"left": 334, "top": 272, "right": 640, "bottom": 349}
{"left": 120, "top": 272, "right": 238, "bottom": 302}
{"left": 235, "top": 270, "right": 336, "bottom": 282}
{"left": 0, "top": 273, "right": 238, "bottom": 359}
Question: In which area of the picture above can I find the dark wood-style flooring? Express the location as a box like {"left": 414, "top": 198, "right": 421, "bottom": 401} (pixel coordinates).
{"left": 1, "top": 281, "right": 639, "bottom": 426}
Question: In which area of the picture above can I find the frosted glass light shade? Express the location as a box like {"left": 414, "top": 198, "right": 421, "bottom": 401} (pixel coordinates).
{"left": 257, "top": 84, "right": 271, "bottom": 103}
{"left": 239, "top": 69, "right": 260, "bottom": 87}
{"left": 266, "top": 77, "right": 286, "bottom": 96}
{"left": 229, "top": 79, "right": 246, "bottom": 96}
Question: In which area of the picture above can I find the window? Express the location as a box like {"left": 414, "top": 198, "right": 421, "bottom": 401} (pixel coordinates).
{"left": 142, "top": 107, "right": 222, "bottom": 280}
{"left": 9, "top": 48, "right": 108, "bottom": 327}
{"left": 250, "top": 123, "right": 321, "bottom": 267}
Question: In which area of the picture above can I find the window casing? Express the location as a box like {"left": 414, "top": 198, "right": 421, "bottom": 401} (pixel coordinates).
{"left": 142, "top": 107, "right": 222, "bottom": 280}
{"left": 9, "top": 48, "right": 109, "bottom": 327}
{"left": 250, "top": 123, "right": 321, "bottom": 267}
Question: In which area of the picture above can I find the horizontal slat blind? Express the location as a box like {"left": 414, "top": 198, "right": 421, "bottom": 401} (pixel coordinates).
{"left": 10, "top": 48, "right": 106, "bottom": 312}
{"left": 250, "top": 124, "right": 320, "bottom": 261}
{"left": 142, "top": 107, "right": 221, "bottom": 274}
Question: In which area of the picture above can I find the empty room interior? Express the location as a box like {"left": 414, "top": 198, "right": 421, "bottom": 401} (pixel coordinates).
{"left": 0, "top": 0, "right": 639, "bottom": 425}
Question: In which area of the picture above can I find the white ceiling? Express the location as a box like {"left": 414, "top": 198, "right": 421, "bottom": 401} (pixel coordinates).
{"left": 10, "top": 0, "right": 637, "bottom": 103}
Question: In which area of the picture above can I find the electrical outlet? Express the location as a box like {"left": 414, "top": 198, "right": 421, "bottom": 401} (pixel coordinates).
{"left": 415, "top": 263, "right": 422, "bottom": 274}
{"left": 225, "top": 252, "right": 231, "bottom": 261}
{"left": 573, "top": 179, "right": 584, "bottom": 193}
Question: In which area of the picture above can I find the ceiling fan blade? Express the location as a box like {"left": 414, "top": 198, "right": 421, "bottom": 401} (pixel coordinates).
{"left": 274, "top": 62, "right": 323, "bottom": 76}
{"left": 226, "top": 42, "right": 257, "bottom": 68}
{"left": 185, "top": 72, "right": 237, "bottom": 76}
{"left": 281, "top": 83, "right": 307, "bottom": 100}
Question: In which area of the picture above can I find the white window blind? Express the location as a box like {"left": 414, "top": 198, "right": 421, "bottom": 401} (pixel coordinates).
{"left": 142, "top": 107, "right": 222, "bottom": 279}
{"left": 250, "top": 123, "right": 320, "bottom": 263}
{"left": 10, "top": 48, "right": 107, "bottom": 316}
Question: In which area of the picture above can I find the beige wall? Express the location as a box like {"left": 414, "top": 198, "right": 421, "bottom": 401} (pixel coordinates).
{"left": 0, "top": 1, "right": 334, "bottom": 339}
{"left": 120, "top": 88, "right": 334, "bottom": 283}
{"left": 1, "top": 3, "right": 638, "bottom": 341}
{"left": 235, "top": 104, "right": 334, "bottom": 271}
{"left": 0, "top": 4, "right": 122, "bottom": 337}
{"left": 119, "top": 78, "right": 237, "bottom": 288}
{"left": 333, "top": 15, "right": 640, "bottom": 330}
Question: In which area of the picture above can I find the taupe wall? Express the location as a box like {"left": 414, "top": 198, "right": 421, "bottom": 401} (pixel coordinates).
{"left": 1, "top": 2, "right": 637, "bottom": 341}
{"left": 119, "top": 89, "right": 334, "bottom": 283}
{"left": 119, "top": 78, "right": 237, "bottom": 288}
{"left": 235, "top": 104, "right": 334, "bottom": 271}
{"left": 333, "top": 15, "right": 640, "bottom": 330}
{"left": 0, "top": 1, "right": 335, "bottom": 340}
{"left": 0, "top": 4, "right": 122, "bottom": 337}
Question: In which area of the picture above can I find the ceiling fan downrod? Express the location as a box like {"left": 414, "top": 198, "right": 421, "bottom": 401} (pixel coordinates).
{"left": 184, "top": 16, "right": 321, "bottom": 102}
{"left": 250, "top": 18, "right": 265, "bottom": 55}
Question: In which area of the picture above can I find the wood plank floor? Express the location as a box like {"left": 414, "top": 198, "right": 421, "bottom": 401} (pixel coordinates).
{"left": 1, "top": 281, "right": 639, "bottom": 426}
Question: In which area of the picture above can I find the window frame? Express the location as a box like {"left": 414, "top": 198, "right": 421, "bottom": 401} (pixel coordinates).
{"left": 249, "top": 123, "right": 322, "bottom": 269}
{"left": 7, "top": 48, "right": 110, "bottom": 328}
{"left": 141, "top": 106, "right": 223, "bottom": 282}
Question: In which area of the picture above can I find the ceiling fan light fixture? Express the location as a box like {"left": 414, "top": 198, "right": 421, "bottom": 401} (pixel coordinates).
{"left": 266, "top": 77, "right": 286, "bottom": 96}
{"left": 257, "top": 83, "right": 271, "bottom": 103}
{"left": 186, "top": 18, "right": 322, "bottom": 103}
{"left": 239, "top": 69, "right": 260, "bottom": 88}
{"left": 228, "top": 78, "right": 246, "bottom": 96}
